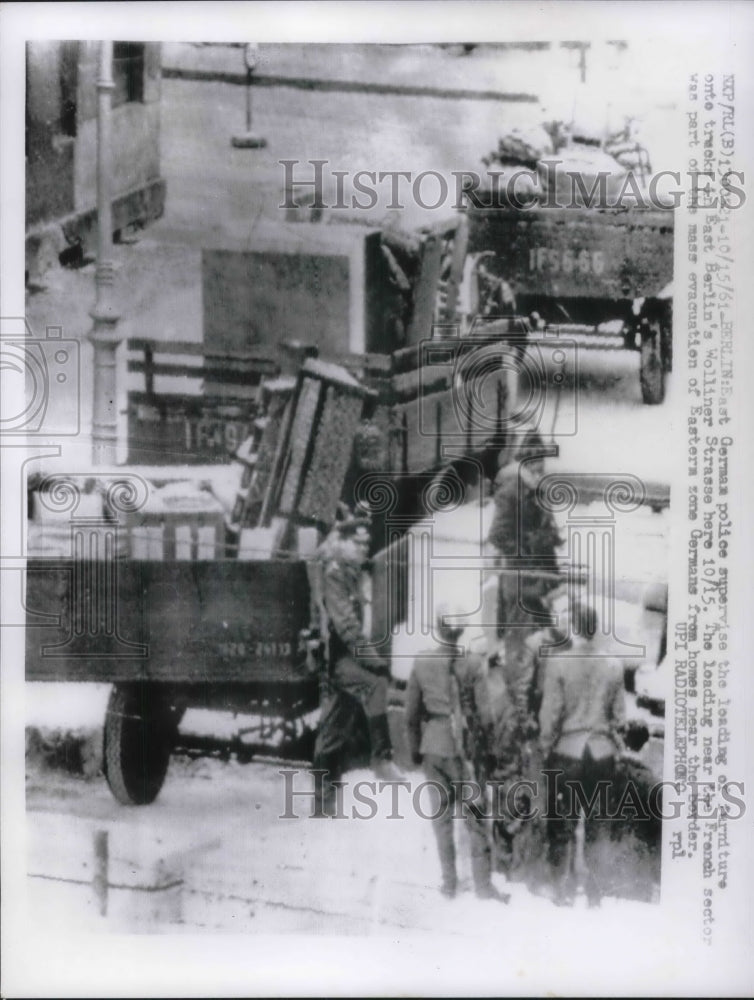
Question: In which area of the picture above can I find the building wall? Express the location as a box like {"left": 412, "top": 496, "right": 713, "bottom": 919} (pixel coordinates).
{"left": 73, "top": 42, "right": 162, "bottom": 214}
{"left": 202, "top": 225, "right": 395, "bottom": 361}
{"left": 26, "top": 41, "right": 162, "bottom": 230}
{"left": 26, "top": 41, "right": 77, "bottom": 226}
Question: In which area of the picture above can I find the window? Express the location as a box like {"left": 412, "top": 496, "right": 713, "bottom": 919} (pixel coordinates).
{"left": 112, "top": 42, "right": 145, "bottom": 107}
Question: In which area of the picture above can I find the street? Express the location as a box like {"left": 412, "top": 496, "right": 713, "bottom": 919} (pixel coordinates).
{"left": 27, "top": 755, "right": 665, "bottom": 937}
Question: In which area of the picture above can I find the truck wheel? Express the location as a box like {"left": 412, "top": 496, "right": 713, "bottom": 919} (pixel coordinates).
{"left": 104, "top": 684, "right": 174, "bottom": 805}
{"left": 661, "top": 321, "right": 673, "bottom": 373}
{"left": 640, "top": 320, "right": 665, "bottom": 405}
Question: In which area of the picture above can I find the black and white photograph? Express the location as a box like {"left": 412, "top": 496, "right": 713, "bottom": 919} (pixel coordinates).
{"left": 2, "top": 2, "right": 753, "bottom": 996}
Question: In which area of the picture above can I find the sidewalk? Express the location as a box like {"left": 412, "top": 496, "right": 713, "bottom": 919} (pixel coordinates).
{"left": 161, "top": 42, "right": 542, "bottom": 102}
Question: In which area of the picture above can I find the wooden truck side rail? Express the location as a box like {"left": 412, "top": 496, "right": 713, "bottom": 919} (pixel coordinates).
{"left": 467, "top": 205, "right": 674, "bottom": 303}
{"left": 126, "top": 339, "right": 281, "bottom": 465}
{"left": 25, "top": 557, "right": 312, "bottom": 684}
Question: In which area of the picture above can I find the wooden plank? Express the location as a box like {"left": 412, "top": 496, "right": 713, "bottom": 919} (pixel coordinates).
{"left": 441, "top": 215, "right": 469, "bottom": 322}
{"left": 406, "top": 234, "right": 444, "bottom": 344}
{"left": 127, "top": 361, "right": 274, "bottom": 383}
{"left": 128, "top": 338, "right": 206, "bottom": 355}
{"left": 128, "top": 338, "right": 281, "bottom": 365}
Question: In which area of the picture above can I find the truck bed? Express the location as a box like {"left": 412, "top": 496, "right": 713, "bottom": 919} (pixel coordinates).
{"left": 468, "top": 205, "right": 674, "bottom": 304}
{"left": 25, "top": 558, "right": 311, "bottom": 684}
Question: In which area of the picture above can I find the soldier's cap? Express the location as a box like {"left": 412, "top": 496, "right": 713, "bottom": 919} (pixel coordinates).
{"left": 338, "top": 510, "right": 371, "bottom": 540}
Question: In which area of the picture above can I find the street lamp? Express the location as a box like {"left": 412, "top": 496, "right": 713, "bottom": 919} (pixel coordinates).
{"left": 89, "top": 40, "right": 121, "bottom": 465}
{"left": 231, "top": 44, "right": 267, "bottom": 149}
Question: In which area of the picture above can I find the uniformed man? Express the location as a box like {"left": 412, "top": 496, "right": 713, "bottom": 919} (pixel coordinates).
{"left": 488, "top": 427, "right": 562, "bottom": 634}
{"left": 489, "top": 617, "right": 560, "bottom": 885}
{"left": 405, "top": 607, "right": 509, "bottom": 902}
{"left": 312, "top": 515, "right": 401, "bottom": 813}
{"left": 475, "top": 261, "right": 518, "bottom": 317}
{"left": 539, "top": 600, "right": 626, "bottom": 907}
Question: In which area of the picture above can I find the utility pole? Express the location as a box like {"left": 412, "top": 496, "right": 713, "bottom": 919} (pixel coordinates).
{"left": 89, "top": 41, "right": 121, "bottom": 465}
{"left": 561, "top": 41, "right": 590, "bottom": 84}
{"left": 231, "top": 44, "right": 266, "bottom": 148}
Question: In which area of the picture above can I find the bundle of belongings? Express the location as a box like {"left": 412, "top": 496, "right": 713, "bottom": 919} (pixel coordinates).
{"left": 479, "top": 115, "right": 663, "bottom": 208}
{"left": 481, "top": 123, "right": 555, "bottom": 170}
{"left": 26, "top": 472, "right": 226, "bottom": 560}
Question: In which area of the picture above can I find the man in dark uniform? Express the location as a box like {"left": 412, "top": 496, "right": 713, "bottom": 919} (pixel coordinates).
{"left": 476, "top": 261, "right": 518, "bottom": 317}
{"left": 486, "top": 427, "right": 562, "bottom": 883}
{"left": 539, "top": 600, "right": 626, "bottom": 907}
{"left": 489, "top": 617, "right": 563, "bottom": 886}
{"left": 312, "top": 516, "right": 401, "bottom": 813}
{"left": 405, "top": 607, "right": 509, "bottom": 903}
{"left": 488, "top": 428, "right": 562, "bottom": 634}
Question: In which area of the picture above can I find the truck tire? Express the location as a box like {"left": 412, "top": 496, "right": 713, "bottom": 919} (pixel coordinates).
{"left": 640, "top": 320, "right": 665, "bottom": 405}
{"left": 661, "top": 321, "right": 673, "bottom": 373}
{"left": 104, "top": 684, "right": 174, "bottom": 805}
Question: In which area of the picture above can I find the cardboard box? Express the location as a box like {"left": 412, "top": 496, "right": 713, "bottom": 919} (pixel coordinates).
{"left": 124, "top": 481, "right": 226, "bottom": 560}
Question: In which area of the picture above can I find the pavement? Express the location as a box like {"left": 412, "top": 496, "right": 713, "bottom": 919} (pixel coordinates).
{"left": 26, "top": 755, "right": 664, "bottom": 942}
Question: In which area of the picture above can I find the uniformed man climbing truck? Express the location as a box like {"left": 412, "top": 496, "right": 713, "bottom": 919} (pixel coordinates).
{"left": 405, "top": 607, "right": 510, "bottom": 903}
{"left": 312, "top": 516, "right": 402, "bottom": 814}
{"left": 488, "top": 427, "right": 563, "bottom": 634}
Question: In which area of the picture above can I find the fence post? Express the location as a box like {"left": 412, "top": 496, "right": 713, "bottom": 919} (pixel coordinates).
{"left": 93, "top": 829, "right": 109, "bottom": 916}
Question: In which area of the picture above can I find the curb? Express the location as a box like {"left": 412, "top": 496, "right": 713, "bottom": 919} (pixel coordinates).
{"left": 162, "top": 66, "right": 539, "bottom": 104}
